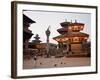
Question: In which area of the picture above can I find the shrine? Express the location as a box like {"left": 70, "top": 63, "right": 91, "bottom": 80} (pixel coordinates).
{"left": 53, "top": 20, "right": 89, "bottom": 55}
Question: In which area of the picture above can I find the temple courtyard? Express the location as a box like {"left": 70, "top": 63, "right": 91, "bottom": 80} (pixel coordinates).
{"left": 23, "top": 56, "right": 90, "bottom": 69}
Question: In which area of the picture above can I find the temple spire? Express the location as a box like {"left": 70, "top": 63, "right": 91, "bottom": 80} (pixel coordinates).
{"left": 34, "top": 34, "right": 40, "bottom": 40}
{"left": 32, "top": 34, "right": 41, "bottom": 44}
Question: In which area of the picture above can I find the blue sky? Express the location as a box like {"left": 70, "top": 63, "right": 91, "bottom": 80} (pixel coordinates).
{"left": 23, "top": 10, "right": 91, "bottom": 44}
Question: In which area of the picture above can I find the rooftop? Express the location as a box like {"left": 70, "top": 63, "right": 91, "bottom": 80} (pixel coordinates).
{"left": 53, "top": 32, "right": 89, "bottom": 39}
{"left": 23, "top": 14, "right": 36, "bottom": 23}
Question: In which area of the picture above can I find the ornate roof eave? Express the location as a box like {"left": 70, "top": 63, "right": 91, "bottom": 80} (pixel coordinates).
{"left": 57, "top": 28, "right": 68, "bottom": 34}
{"left": 23, "top": 14, "right": 36, "bottom": 23}
{"left": 69, "top": 23, "right": 84, "bottom": 26}
{"left": 57, "top": 28, "right": 68, "bottom": 31}
{"left": 60, "top": 22, "right": 71, "bottom": 27}
{"left": 53, "top": 32, "right": 89, "bottom": 40}
{"left": 23, "top": 32, "right": 33, "bottom": 40}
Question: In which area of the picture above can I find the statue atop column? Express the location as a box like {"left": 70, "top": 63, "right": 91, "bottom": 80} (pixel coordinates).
{"left": 45, "top": 26, "right": 51, "bottom": 57}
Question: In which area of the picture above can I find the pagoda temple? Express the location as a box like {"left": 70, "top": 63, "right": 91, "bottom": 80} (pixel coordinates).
{"left": 29, "top": 34, "right": 42, "bottom": 49}
{"left": 53, "top": 20, "right": 89, "bottom": 56}
{"left": 23, "top": 14, "right": 36, "bottom": 57}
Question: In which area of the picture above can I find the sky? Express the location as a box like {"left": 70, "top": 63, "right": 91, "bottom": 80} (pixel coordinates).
{"left": 23, "top": 10, "right": 91, "bottom": 44}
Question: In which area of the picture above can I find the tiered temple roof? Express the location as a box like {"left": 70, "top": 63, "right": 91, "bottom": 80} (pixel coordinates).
{"left": 23, "top": 14, "right": 36, "bottom": 41}
{"left": 53, "top": 20, "right": 89, "bottom": 43}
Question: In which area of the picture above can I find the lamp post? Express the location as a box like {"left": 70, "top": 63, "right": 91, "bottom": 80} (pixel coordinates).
{"left": 45, "top": 26, "right": 51, "bottom": 57}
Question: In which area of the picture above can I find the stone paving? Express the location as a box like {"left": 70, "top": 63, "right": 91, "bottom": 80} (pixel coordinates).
{"left": 23, "top": 56, "right": 90, "bottom": 69}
